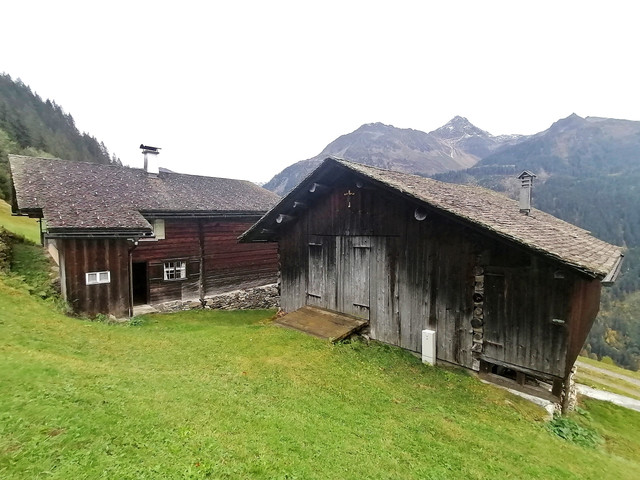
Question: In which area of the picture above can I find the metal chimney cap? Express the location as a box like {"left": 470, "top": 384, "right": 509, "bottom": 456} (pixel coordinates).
{"left": 140, "top": 144, "right": 161, "bottom": 152}
{"left": 517, "top": 170, "right": 536, "bottom": 179}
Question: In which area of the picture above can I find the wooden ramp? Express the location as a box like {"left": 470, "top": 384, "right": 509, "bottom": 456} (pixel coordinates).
{"left": 275, "top": 306, "right": 369, "bottom": 342}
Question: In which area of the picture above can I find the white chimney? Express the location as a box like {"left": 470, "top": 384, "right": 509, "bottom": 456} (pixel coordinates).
{"left": 140, "top": 144, "right": 160, "bottom": 175}
{"left": 517, "top": 170, "right": 536, "bottom": 214}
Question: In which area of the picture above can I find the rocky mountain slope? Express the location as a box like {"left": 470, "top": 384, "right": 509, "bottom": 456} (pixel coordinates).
{"left": 264, "top": 117, "right": 521, "bottom": 195}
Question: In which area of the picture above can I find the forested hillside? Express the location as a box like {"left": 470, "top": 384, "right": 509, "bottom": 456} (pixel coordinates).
{"left": 0, "top": 73, "right": 120, "bottom": 200}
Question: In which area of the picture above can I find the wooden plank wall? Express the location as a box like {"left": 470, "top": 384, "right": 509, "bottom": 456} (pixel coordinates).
{"left": 277, "top": 172, "right": 600, "bottom": 378}
{"left": 278, "top": 180, "right": 476, "bottom": 368}
{"left": 565, "top": 278, "right": 602, "bottom": 376}
{"left": 481, "top": 250, "right": 573, "bottom": 379}
{"left": 203, "top": 221, "right": 278, "bottom": 294}
{"left": 133, "top": 218, "right": 278, "bottom": 304}
{"left": 60, "top": 238, "right": 130, "bottom": 317}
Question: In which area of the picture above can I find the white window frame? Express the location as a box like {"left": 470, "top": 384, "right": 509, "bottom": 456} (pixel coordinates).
{"left": 163, "top": 261, "right": 186, "bottom": 280}
{"left": 86, "top": 271, "right": 111, "bottom": 285}
{"left": 153, "top": 219, "right": 165, "bottom": 240}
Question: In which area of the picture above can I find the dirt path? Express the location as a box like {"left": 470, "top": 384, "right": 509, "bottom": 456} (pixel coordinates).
{"left": 576, "top": 384, "right": 640, "bottom": 413}
{"left": 576, "top": 360, "right": 640, "bottom": 387}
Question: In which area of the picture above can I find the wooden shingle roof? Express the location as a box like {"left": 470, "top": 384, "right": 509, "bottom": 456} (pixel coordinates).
{"left": 9, "top": 155, "right": 280, "bottom": 234}
{"left": 241, "top": 157, "right": 623, "bottom": 280}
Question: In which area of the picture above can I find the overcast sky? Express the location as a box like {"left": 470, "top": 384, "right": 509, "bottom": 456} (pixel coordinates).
{"left": 3, "top": 1, "right": 639, "bottom": 183}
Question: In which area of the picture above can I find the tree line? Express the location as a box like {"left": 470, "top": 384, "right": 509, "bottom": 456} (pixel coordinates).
{"left": 0, "top": 73, "right": 120, "bottom": 200}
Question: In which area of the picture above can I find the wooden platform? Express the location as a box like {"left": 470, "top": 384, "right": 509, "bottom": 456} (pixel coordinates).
{"left": 275, "top": 306, "right": 369, "bottom": 342}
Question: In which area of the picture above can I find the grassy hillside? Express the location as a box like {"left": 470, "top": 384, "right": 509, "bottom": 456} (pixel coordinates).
{"left": 0, "top": 199, "right": 39, "bottom": 244}
{"left": 1, "top": 274, "right": 640, "bottom": 479}
{"left": 1, "top": 193, "right": 640, "bottom": 479}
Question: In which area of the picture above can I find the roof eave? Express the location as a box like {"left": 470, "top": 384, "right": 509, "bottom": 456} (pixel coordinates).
{"left": 141, "top": 210, "right": 268, "bottom": 219}
{"left": 240, "top": 159, "right": 621, "bottom": 280}
{"left": 45, "top": 228, "right": 152, "bottom": 239}
{"left": 601, "top": 253, "right": 624, "bottom": 286}
{"left": 239, "top": 158, "right": 341, "bottom": 243}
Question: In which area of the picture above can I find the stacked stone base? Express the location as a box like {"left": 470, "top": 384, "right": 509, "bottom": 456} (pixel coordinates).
{"left": 152, "top": 284, "right": 280, "bottom": 313}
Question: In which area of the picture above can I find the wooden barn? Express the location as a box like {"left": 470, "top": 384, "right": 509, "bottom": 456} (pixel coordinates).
{"left": 240, "top": 157, "right": 623, "bottom": 399}
{"left": 9, "top": 153, "right": 279, "bottom": 317}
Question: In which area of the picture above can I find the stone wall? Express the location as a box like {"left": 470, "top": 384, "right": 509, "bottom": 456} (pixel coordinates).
{"left": 152, "top": 284, "right": 280, "bottom": 313}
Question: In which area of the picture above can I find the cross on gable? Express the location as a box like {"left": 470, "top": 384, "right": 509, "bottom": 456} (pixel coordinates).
{"left": 344, "top": 189, "right": 355, "bottom": 208}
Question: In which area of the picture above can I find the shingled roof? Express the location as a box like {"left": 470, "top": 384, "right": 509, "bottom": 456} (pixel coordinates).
{"left": 9, "top": 155, "right": 280, "bottom": 235}
{"left": 240, "top": 157, "right": 623, "bottom": 280}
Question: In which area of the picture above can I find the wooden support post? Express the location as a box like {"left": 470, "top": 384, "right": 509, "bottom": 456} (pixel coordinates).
{"left": 552, "top": 378, "right": 563, "bottom": 398}
{"left": 198, "top": 219, "right": 206, "bottom": 301}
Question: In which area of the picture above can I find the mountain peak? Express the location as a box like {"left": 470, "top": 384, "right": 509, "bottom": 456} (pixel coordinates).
{"left": 430, "top": 116, "right": 491, "bottom": 140}
{"left": 548, "top": 113, "right": 586, "bottom": 133}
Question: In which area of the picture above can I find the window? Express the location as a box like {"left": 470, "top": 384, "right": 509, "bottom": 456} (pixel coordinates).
{"left": 86, "top": 271, "right": 110, "bottom": 285}
{"left": 153, "top": 219, "right": 165, "bottom": 240}
{"left": 164, "top": 261, "right": 186, "bottom": 280}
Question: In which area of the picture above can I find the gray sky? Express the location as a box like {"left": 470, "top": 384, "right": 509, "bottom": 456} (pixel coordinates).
{"left": 3, "top": 0, "right": 639, "bottom": 183}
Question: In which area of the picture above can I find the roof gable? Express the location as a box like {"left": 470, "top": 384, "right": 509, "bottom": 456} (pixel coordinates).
{"left": 241, "top": 157, "right": 622, "bottom": 280}
{"left": 9, "top": 155, "right": 280, "bottom": 233}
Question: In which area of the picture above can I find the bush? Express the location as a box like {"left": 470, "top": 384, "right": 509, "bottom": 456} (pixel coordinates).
{"left": 547, "top": 413, "right": 602, "bottom": 448}
{"left": 0, "top": 225, "right": 16, "bottom": 272}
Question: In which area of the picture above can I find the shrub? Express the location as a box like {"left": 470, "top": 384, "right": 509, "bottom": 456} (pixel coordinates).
{"left": 547, "top": 413, "right": 602, "bottom": 448}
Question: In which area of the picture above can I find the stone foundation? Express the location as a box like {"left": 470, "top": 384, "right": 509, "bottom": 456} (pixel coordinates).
{"left": 560, "top": 364, "right": 578, "bottom": 413}
{"left": 152, "top": 284, "right": 280, "bottom": 313}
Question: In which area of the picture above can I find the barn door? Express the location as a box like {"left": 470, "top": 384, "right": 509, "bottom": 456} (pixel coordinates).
{"left": 484, "top": 267, "right": 569, "bottom": 377}
{"left": 306, "top": 236, "right": 337, "bottom": 311}
{"left": 338, "top": 236, "right": 371, "bottom": 320}
{"left": 306, "top": 235, "right": 372, "bottom": 320}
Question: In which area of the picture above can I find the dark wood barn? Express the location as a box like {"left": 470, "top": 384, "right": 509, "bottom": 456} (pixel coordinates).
{"left": 240, "top": 157, "right": 623, "bottom": 398}
{"left": 9, "top": 155, "right": 279, "bottom": 317}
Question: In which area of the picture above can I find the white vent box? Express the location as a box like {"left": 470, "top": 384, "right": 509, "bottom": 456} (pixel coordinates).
{"left": 422, "top": 329, "right": 436, "bottom": 365}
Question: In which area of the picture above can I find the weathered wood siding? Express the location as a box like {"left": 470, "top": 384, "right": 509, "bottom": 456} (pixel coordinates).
{"left": 482, "top": 256, "right": 572, "bottom": 378}
{"left": 59, "top": 238, "right": 130, "bottom": 317}
{"left": 277, "top": 173, "right": 600, "bottom": 379}
{"left": 203, "top": 221, "right": 278, "bottom": 295}
{"left": 565, "top": 278, "right": 602, "bottom": 376}
{"left": 133, "top": 218, "right": 277, "bottom": 304}
{"left": 279, "top": 181, "right": 476, "bottom": 368}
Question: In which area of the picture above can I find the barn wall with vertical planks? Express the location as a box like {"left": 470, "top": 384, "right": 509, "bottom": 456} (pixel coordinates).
{"left": 275, "top": 169, "right": 602, "bottom": 379}
{"left": 59, "top": 238, "right": 130, "bottom": 317}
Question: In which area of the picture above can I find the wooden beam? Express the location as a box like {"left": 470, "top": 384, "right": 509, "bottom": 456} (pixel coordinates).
{"left": 308, "top": 183, "right": 328, "bottom": 194}
{"left": 276, "top": 214, "right": 295, "bottom": 224}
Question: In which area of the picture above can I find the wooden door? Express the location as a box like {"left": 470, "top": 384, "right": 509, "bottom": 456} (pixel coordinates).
{"left": 306, "top": 235, "right": 337, "bottom": 311}
{"left": 369, "top": 236, "right": 398, "bottom": 345}
{"left": 338, "top": 236, "right": 371, "bottom": 320}
{"left": 483, "top": 271, "right": 507, "bottom": 363}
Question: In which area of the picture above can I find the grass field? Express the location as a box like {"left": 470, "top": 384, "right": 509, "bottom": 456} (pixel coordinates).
{"left": 578, "top": 356, "right": 640, "bottom": 382}
{"left": 1, "top": 275, "right": 640, "bottom": 479}
{"left": 0, "top": 199, "right": 40, "bottom": 244}
{"left": 1, "top": 199, "right": 640, "bottom": 478}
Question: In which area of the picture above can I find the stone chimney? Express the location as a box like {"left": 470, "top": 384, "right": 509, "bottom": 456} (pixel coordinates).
{"left": 140, "top": 144, "right": 160, "bottom": 175}
{"left": 517, "top": 170, "right": 536, "bottom": 214}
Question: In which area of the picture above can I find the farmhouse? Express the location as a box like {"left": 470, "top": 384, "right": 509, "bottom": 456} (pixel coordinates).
{"left": 9, "top": 152, "right": 280, "bottom": 317}
{"left": 240, "top": 157, "right": 623, "bottom": 400}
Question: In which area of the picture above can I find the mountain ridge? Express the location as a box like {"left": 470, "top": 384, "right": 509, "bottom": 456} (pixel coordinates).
{"left": 263, "top": 117, "right": 521, "bottom": 195}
